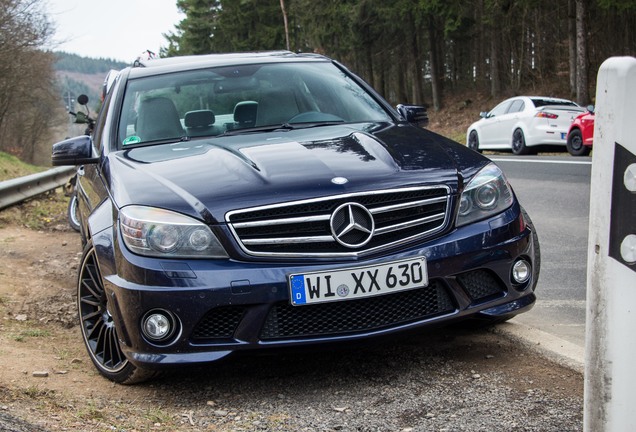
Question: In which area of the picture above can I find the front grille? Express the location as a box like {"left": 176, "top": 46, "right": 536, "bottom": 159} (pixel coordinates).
{"left": 227, "top": 186, "right": 451, "bottom": 257}
{"left": 456, "top": 270, "right": 506, "bottom": 303}
{"left": 191, "top": 306, "right": 247, "bottom": 340}
{"left": 260, "top": 281, "right": 455, "bottom": 340}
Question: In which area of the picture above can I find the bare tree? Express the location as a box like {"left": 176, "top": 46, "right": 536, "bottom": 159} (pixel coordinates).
{"left": 575, "top": 0, "right": 589, "bottom": 104}
{"left": 0, "top": 0, "right": 58, "bottom": 164}
{"left": 568, "top": 0, "right": 577, "bottom": 98}
{"left": 280, "top": 0, "right": 290, "bottom": 51}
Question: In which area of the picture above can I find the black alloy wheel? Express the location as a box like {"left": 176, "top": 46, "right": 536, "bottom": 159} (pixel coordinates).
{"left": 468, "top": 130, "right": 481, "bottom": 153}
{"left": 511, "top": 129, "right": 530, "bottom": 155}
{"left": 77, "top": 241, "right": 155, "bottom": 384}
{"left": 566, "top": 129, "right": 590, "bottom": 156}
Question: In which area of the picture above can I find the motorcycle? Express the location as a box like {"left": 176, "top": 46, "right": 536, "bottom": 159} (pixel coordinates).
{"left": 65, "top": 94, "right": 94, "bottom": 232}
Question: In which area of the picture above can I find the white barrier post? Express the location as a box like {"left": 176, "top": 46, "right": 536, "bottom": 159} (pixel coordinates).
{"left": 585, "top": 57, "right": 636, "bottom": 431}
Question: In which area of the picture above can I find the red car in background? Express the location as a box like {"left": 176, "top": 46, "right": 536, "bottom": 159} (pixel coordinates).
{"left": 566, "top": 105, "right": 594, "bottom": 156}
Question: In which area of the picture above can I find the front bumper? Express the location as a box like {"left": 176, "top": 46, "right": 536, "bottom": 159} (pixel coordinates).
{"left": 92, "top": 203, "right": 536, "bottom": 369}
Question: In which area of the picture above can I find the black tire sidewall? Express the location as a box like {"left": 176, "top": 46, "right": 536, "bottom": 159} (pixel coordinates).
{"left": 566, "top": 129, "right": 589, "bottom": 156}
{"left": 468, "top": 130, "right": 481, "bottom": 152}
{"left": 67, "top": 194, "right": 81, "bottom": 232}
{"left": 77, "top": 241, "right": 151, "bottom": 384}
{"left": 512, "top": 129, "right": 528, "bottom": 155}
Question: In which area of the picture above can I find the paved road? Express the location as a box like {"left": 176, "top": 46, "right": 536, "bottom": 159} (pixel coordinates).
{"left": 490, "top": 155, "right": 592, "bottom": 350}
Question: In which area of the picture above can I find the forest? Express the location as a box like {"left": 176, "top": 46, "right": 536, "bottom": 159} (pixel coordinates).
{"left": 2, "top": 0, "right": 636, "bottom": 165}
{"left": 164, "top": 0, "right": 636, "bottom": 110}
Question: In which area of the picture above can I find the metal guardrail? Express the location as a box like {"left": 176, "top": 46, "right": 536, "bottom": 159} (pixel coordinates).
{"left": 0, "top": 166, "right": 75, "bottom": 210}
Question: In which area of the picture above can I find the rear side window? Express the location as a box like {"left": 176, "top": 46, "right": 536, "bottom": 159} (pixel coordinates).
{"left": 507, "top": 100, "right": 525, "bottom": 113}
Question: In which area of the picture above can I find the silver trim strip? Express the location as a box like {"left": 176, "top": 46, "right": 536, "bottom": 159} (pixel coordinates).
{"left": 374, "top": 212, "right": 446, "bottom": 235}
{"left": 232, "top": 214, "right": 330, "bottom": 229}
{"left": 370, "top": 196, "right": 447, "bottom": 214}
{"left": 243, "top": 235, "right": 335, "bottom": 245}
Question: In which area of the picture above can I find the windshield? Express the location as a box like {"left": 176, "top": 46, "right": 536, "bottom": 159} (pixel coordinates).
{"left": 117, "top": 62, "right": 392, "bottom": 147}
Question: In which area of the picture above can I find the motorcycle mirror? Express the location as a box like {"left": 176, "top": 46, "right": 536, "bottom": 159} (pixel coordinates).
{"left": 77, "top": 94, "right": 89, "bottom": 106}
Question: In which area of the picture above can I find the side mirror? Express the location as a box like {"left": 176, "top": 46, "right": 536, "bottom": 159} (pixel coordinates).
{"left": 77, "top": 94, "right": 89, "bottom": 106}
{"left": 396, "top": 104, "right": 429, "bottom": 128}
{"left": 52, "top": 135, "right": 99, "bottom": 166}
{"left": 479, "top": 111, "right": 489, "bottom": 119}
{"left": 587, "top": 104, "right": 595, "bottom": 114}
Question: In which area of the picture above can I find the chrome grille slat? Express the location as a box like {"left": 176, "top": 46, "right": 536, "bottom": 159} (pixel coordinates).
{"left": 242, "top": 235, "right": 335, "bottom": 245}
{"left": 226, "top": 185, "right": 451, "bottom": 258}
{"left": 371, "top": 196, "right": 447, "bottom": 214}
{"left": 374, "top": 212, "right": 446, "bottom": 235}
{"left": 232, "top": 214, "right": 330, "bottom": 229}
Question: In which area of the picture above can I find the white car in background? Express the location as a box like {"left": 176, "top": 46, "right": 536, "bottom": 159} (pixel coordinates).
{"left": 466, "top": 96, "right": 585, "bottom": 155}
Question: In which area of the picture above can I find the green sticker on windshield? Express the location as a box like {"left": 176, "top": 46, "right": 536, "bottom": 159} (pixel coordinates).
{"left": 123, "top": 136, "right": 141, "bottom": 145}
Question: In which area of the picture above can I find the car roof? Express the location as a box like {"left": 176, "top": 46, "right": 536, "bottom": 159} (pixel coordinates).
{"left": 127, "top": 51, "right": 332, "bottom": 79}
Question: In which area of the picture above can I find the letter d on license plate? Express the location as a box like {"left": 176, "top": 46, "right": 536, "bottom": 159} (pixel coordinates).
{"left": 289, "top": 257, "right": 427, "bottom": 306}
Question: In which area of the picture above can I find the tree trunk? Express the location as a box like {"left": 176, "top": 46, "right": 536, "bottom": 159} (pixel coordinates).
{"left": 279, "top": 0, "right": 290, "bottom": 51}
{"left": 428, "top": 15, "right": 442, "bottom": 111}
{"left": 490, "top": 29, "right": 501, "bottom": 98}
{"left": 568, "top": 0, "right": 577, "bottom": 98}
{"left": 575, "top": 0, "right": 589, "bottom": 105}
{"left": 411, "top": 32, "right": 425, "bottom": 105}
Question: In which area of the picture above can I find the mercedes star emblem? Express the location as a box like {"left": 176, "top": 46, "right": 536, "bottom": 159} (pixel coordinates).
{"left": 330, "top": 202, "right": 375, "bottom": 248}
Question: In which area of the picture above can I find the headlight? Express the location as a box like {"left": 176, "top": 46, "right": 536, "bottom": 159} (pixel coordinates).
{"left": 119, "top": 206, "right": 228, "bottom": 258}
{"left": 456, "top": 163, "right": 514, "bottom": 226}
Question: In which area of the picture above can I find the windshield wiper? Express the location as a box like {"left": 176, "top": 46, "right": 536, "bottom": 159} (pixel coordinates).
{"left": 219, "top": 120, "right": 345, "bottom": 137}
{"left": 124, "top": 135, "right": 190, "bottom": 147}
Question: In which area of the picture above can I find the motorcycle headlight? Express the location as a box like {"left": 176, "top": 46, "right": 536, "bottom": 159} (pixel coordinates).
{"left": 119, "top": 206, "right": 228, "bottom": 258}
{"left": 456, "top": 163, "right": 514, "bottom": 227}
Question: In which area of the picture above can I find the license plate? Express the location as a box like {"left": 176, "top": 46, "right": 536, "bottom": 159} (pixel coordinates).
{"left": 289, "top": 257, "right": 428, "bottom": 306}
{"left": 561, "top": 132, "right": 566, "bottom": 139}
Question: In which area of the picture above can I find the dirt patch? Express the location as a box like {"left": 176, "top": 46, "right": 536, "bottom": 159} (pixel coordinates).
{"left": 0, "top": 217, "right": 583, "bottom": 431}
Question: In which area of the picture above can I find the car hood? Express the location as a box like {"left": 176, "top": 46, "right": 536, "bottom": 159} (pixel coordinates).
{"left": 106, "top": 123, "right": 486, "bottom": 223}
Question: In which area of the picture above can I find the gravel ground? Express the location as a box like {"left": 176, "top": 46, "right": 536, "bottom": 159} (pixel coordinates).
{"left": 0, "top": 226, "right": 583, "bottom": 432}
{"left": 3, "top": 326, "right": 583, "bottom": 432}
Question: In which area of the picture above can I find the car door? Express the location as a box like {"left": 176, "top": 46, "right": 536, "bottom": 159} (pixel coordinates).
{"left": 490, "top": 98, "right": 524, "bottom": 146}
{"left": 479, "top": 100, "right": 512, "bottom": 146}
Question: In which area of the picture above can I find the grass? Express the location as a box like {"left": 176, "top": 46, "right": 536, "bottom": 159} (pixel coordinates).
{"left": 0, "top": 150, "right": 70, "bottom": 230}
{"left": 14, "top": 327, "right": 51, "bottom": 342}
{"left": 0, "top": 188, "right": 69, "bottom": 230}
{"left": 0, "top": 151, "right": 46, "bottom": 182}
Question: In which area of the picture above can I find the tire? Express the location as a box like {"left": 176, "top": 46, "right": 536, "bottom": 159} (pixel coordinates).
{"left": 468, "top": 130, "right": 481, "bottom": 153}
{"left": 67, "top": 193, "right": 81, "bottom": 232}
{"left": 566, "top": 129, "right": 590, "bottom": 156}
{"left": 511, "top": 128, "right": 530, "bottom": 155}
{"left": 77, "top": 241, "right": 156, "bottom": 384}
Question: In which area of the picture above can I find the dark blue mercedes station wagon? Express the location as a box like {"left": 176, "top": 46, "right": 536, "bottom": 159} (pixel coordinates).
{"left": 52, "top": 51, "right": 539, "bottom": 384}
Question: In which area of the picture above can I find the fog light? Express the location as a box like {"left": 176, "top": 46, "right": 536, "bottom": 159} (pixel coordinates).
{"left": 142, "top": 311, "right": 175, "bottom": 342}
{"left": 512, "top": 260, "right": 531, "bottom": 284}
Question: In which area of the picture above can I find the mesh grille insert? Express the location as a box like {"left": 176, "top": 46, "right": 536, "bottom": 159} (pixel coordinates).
{"left": 456, "top": 270, "right": 506, "bottom": 303}
{"left": 191, "top": 306, "right": 247, "bottom": 340}
{"left": 260, "top": 281, "right": 455, "bottom": 340}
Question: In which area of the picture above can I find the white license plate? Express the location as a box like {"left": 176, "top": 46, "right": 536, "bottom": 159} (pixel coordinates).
{"left": 561, "top": 132, "right": 567, "bottom": 139}
{"left": 289, "top": 257, "right": 428, "bottom": 306}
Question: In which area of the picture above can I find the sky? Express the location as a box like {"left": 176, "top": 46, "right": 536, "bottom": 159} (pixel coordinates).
{"left": 46, "top": 0, "right": 184, "bottom": 62}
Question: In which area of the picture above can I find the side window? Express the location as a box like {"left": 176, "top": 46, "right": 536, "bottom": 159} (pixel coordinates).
{"left": 507, "top": 100, "right": 525, "bottom": 114}
{"left": 488, "top": 101, "right": 511, "bottom": 117}
{"left": 91, "top": 85, "right": 115, "bottom": 154}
